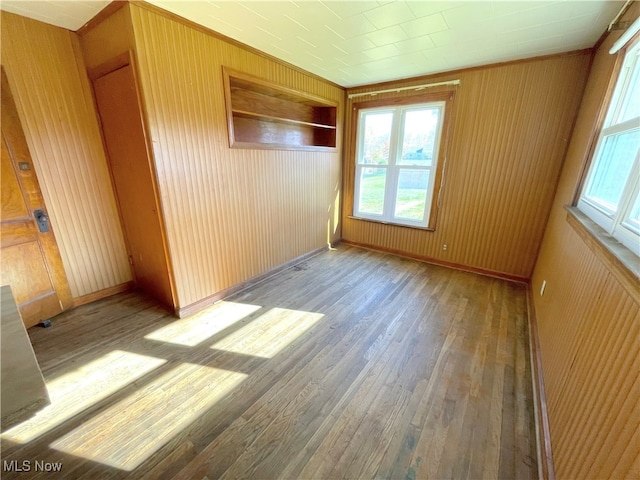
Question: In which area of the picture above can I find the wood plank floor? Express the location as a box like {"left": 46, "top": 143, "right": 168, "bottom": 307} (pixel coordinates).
{"left": 1, "top": 245, "right": 537, "bottom": 479}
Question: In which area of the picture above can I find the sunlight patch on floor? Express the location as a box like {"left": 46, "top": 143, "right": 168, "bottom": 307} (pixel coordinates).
{"left": 50, "top": 364, "right": 246, "bottom": 471}
{"left": 210, "top": 307, "right": 323, "bottom": 358}
{"left": 2, "top": 351, "right": 166, "bottom": 444}
{"left": 145, "top": 301, "right": 262, "bottom": 347}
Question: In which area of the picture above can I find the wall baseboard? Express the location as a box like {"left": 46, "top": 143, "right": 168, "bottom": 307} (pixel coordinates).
{"left": 176, "top": 244, "right": 333, "bottom": 318}
{"left": 341, "top": 240, "right": 529, "bottom": 284}
{"left": 72, "top": 281, "right": 134, "bottom": 307}
{"left": 526, "top": 287, "right": 556, "bottom": 480}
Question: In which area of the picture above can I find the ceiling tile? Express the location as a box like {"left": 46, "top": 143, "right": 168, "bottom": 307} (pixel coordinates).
{"left": 207, "top": 15, "right": 243, "bottom": 34}
{"left": 269, "top": 43, "right": 295, "bottom": 56}
{"left": 362, "top": 43, "right": 401, "bottom": 61}
{"left": 429, "top": 21, "right": 493, "bottom": 48}
{"left": 496, "top": 13, "right": 601, "bottom": 46}
{"left": 444, "top": 43, "right": 520, "bottom": 68}
{"left": 237, "top": 3, "right": 272, "bottom": 21}
{"left": 334, "top": 36, "right": 378, "bottom": 53}
{"left": 570, "top": 1, "right": 616, "bottom": 18}
{"left": 400, "top": 12, "right": 448, "bottom": 37}
{"left": 295, "top": 35, "right": 318, "bottom": 49}
{"left": 517, "top": 33, "right": 567, "bottom": 53}
{"left": 491, "top": 1, "right": 555, "bottom": 16}
{"left": 364, "top": 24, "right": 409, "bottom": 47}
{"left": 365, "top": 51, "right": 425, "bottom": 70}
{"left": 339, "top": 51, "right": 377, "bottom": 66}
{"left": 320, "top": 1, "right": 379, "bottom": 19}
{"left": 323, "top": 14, "right": 377, "bottom": 39}
{"left": 441, "top": 2, "right": 495, "bottom": 29}
{"left": 406, "top": 1, "right": 456, "bottom": 18}
{"left": 363, "top": 1, "right": 415, "bottom": 29}
{"left": 394, "top": 35, "right": 436, "bottom": 53}
{"left": 283, "top": 1, "right": 343, "bottom": 26}
{"left": 493, "top": 2, "right": 576, "bottom": 32}
{"left": 191, "top": 1, "right": 243, "bottom": 23}
{"left": 421, "top": 51, "right": 449, "bottom": 67}
{"left": 304, "top": 50, "right": 325, "bottom": 62}
{"left": 520, "top": 41, "right": 589, "bottom": 58}
{"left": 281, "top": 13, "right": 312, "bottom": 32}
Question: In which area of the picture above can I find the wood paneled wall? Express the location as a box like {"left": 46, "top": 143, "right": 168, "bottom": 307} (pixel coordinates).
{"left": 128, "top": 4, "right": 344, "bottom": 309}
{"left": 1, "top": 12, "right": 132, "bottom": 299}
{"left": 79, "top": 4, "right": 133, "bottom": 71}
{"left": 342, "top": 53, "right": 591, "bottom": 279}
{"left": 531, "top": 4, "right": 640, "bottom": 479}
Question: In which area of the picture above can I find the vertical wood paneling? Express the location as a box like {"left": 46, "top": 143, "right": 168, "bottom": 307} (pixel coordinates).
{"left": 532, "top": 4, "right": 640, "bottom": 479}
{"left": 79, "top": 5, "right": 131, "bottom": 71}
{"left": 343, "top": 53, "right": 590, "bottom": 279}
{"left": 535, "top": 226, "right": 639, "bottom": 479}
{"left": 128, "top": 5, "right": 343, "bottom": 309}
{"left": 1, "top": 12, "right": 131, "bottom": 298}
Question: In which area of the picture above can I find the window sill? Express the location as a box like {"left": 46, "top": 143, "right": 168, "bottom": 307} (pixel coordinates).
{"left": 348, "top": 216, "right": 435, "bottom": 232}
{"left": 565, "top": 206, "right": 639, "bottom": 302}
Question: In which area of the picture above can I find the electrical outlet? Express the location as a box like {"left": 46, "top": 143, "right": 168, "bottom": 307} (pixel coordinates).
{"left": 540, "top": 280, "right": 547, "bottom": 296}
{"left": 442, "top": 244, "right": 448, "bottom": 251}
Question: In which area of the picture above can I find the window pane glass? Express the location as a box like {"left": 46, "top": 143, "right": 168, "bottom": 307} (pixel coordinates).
{"left": 394, "top": 169, "right": 429, "bottom": 220}
{"left": 620, "top": 58, "right": 640, "bottom": 122}
{"left": 399, "top": 108, "right": 440, "bottom": 166}
{"left": 624, "top": 190, "right": 640, "bottom": 234}
{"left": 585, "top": 129, "right": 640, "bottom": 212}
{"left": 360, "top": 112, "right": 393, "bottom": 166}
{"left": 358, "top": 168, "right": 386, "bottom": 215}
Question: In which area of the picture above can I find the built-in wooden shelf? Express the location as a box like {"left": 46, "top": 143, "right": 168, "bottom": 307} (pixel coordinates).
{"left": 232, "top": 109, "right": 338, "bottom": 130}
{"left": 223, "top": 67, "right": 338, "bottom": 151}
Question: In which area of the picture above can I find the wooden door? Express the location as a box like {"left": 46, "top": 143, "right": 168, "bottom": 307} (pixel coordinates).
{"left": 0, "top": 69, "right": 73, "bottom": 328}
{"left": 92, "top": 63, "right": 174, "bottom": 308}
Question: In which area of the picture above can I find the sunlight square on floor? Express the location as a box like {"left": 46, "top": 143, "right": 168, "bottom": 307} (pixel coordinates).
{"left": 50, "top": 365, "right": 247, "bottom": 471}
{"left": 210, "top": 307, "right": 324, "bottom": 358}
{"left": 2, "top": 350, "right": 166, "bottom": 444}
{"left": 144, "top": 301, "right": 262, "bottom": 347}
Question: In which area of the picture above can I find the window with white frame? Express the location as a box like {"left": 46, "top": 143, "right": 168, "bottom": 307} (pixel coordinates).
{"left": 353, "top": 100, "right": 447, "bottom": 229}
{"left": 578, "top": 40, "right": 640, "bottom": 256}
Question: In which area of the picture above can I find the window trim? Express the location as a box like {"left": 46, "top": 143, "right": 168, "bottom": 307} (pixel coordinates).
{"left": 350, "top": 92, "right": 454, "bottom": 231}
{"left": 576, "top": 39, "right": 640, "bottom": 257}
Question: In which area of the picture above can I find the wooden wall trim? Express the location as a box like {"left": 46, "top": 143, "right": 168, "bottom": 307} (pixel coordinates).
{"left": 176, "top": 245, "right": 331, "bottom": 318}
{"left": 341, "top": 240, "right": 529, "bottom": 284}
{"left": 128, "top": 0, "right": 344, "bottom": 91}
{"left": 72, "top": 281, "right": 134, "bottom": 307}
{"left": 87, "top": 51, "right": 131, "bottom": 80}
{"left": 347, "top": 48, "right": 592, "bottom": 92}
{"left": 526, "top": 286, "right": 556, "bottom": 480}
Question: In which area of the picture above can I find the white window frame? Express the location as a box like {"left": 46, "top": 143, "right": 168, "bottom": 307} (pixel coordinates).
{"left": 353, "top": 101, "right": 446, "bottom": 229}
{"left": 578, "top": 40, "right": 640, "bottom": 256}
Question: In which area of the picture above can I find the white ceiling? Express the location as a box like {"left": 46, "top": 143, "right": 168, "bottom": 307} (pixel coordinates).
{"left": 1, "top": 1, "right": 627, "bottom": 87}
{"left": 1, "top": 1, "right": 110, "bottom": 31}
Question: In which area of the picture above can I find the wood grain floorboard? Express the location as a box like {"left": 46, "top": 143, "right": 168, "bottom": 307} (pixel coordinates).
{"left": 1, "top": 245, "right": 537, "bottom": 479}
